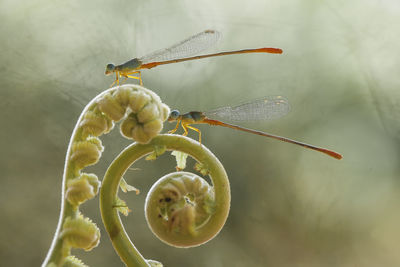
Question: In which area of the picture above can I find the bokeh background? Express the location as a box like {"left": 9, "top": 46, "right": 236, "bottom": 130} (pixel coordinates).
{"left": 1, "top": 0, "right": 400, "bottom": 266}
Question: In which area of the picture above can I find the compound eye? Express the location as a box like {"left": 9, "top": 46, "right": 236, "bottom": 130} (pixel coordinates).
{"left": 168, "top": 110, "right": 180, "bottom": 121}
{"left": 105, "top": 63, "right": 115, "bottom": 75}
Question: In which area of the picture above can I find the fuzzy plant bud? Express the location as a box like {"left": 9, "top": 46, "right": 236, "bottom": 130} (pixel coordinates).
{"left": 142, "top": 119, "right": 163, "bottom": 138}
{"left": 70, "top": 137, "right": 103, "bottom": 170}
{"left": 87, "top": 85, "right": 170, "bottom": 144}
{"left": 113, "top": 86, "right": 133, "bottom": 108}
{"left": 66, "top": 173, "right": 100, "bottom": 206}
{"left": 79, "top": 110, "right": 114, "bottom": 137}
{"left": 61, "top": 214, "right": 100, "bottom": 251}
{"left": 129, "top": 90, "right": 152, "bottom": 113}
{"left": 129, "top": 119, "right": 163, "bottom": 143}
{"left": 115, "top": 85, "right": 170, "bottom": 144}
{"left": 97, "top": 93, "right": 126, "bottom": 122}
{"left": 137, "top": 103, "right": 160, "bottom": 123}
{"left": 120, "top": 113, "right": 138, "bottom": 139}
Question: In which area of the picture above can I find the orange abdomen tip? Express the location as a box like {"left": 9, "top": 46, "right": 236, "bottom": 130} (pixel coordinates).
{"left": 321, "top": 149, "right": 343, "bottom": 160}
{"left": 259, "top": 47, "right": 283, "bottom": 54}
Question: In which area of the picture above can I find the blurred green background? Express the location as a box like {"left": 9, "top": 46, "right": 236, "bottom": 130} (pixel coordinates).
{"left": 1, "top": 0, "right": 399, "bottom": 266}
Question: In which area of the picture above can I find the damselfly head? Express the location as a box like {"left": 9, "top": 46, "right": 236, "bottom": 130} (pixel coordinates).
{"left": 105, "top": 63, "right": 115, "bottom": 75}
{"left": 168, "top": 110, "right": 180, "bottom": 121}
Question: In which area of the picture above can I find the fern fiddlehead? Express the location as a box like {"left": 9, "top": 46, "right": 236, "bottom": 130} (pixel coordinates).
{"left": 43, "top": 84, "right": 230, "bottom": 267}
{"left": 43, "top": 84, "right": 170, "bottom": 266}
{"left": 100, "top": 134, "right": 230, "bottom": 266}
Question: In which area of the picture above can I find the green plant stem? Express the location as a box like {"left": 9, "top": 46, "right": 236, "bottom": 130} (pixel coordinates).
{"left": 42, "top": 89, "right": 111, "bottom": 267}
{"left": 100, "top": 134, "right": 230, "bottom": 266}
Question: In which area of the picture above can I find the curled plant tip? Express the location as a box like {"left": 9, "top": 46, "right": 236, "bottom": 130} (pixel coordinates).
{"left": 146, "top": 259, "right": 163, "bottom": 267}
{"left": 120, "top": 113, "right": 138, "bottom": 139}
{"left": 97, "top": 93, "right": 126, "bottom": 122}
{"left": 43, "top": 85, "right": 170, "bottom": 266}
{"left": 145, "top": 172, "right": 215, "bottom": 247}
{"left": 99, "top": 135, "right": 230, "bottom": 265}
{"left": 131, "top": 119, "right": 163, "bottom": 144}
{"left": 62, "top": 256, "right": 88, "bottom": 267}
{"left": 113, "top": 86, "right": 134, "bottom": 108}
{"left": 70, "top": 138, "right": 103, "bottom": 170}
{"left": 79, "top": 110, "right": 114, "bottom": 137}
{"left": 137, "top": 103, "right": 160, "bottom": 123}
{"left": 131, "top": 126, "right": 152, "bottom": 144}
{"left": 129, "top": 90, "right": 152, "bottom": 113}
{"left": 194, "top": 162, "right": 210, "bottom": 176}
{"left": 61, "top": 214, "right": 100, "bottom": 251}
{"left": 171, "top": 151, "right": 188, "bottom": 170}
{"left": 120, "top": 177, "right": 140, "bottom": 194}
{"left": 107, "top": 85, "right": 171, "bottom": 144}
{"left": 142, "top": 119, "right": 163, "bottom": 138}
{"left": 120, "top": 114, "right": 164, "bottom": 143}
{"left": 66, "top": 173, "right": 100, "bottom": 206}
{"left": 145, "top": 145, "right": 167, "bottom": 161}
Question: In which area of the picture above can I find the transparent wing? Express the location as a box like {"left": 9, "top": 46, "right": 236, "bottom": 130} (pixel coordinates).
{"left": 139, "top": 30, "right": 222, "bottom": 63}
{"left": 205, "top": 96, "right": 290, "bottom": 122}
